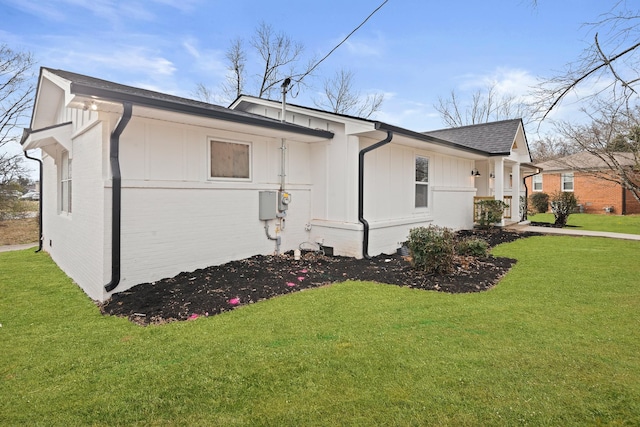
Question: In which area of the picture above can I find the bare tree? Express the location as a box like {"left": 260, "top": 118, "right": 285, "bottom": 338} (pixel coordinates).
{"left": 313, "top": 68, "right": 384, "bottom": 118}
{"left": 529, "top": 134, "right": 579, "bottom": 163}
{"left": 191, "top": 82, "right": 217, "bottom": 104}
{"left": 1, "top": 45, "right": 34, "bottom": 149}
{"left": 221, "top": 38, "right": 246, "bottom": 101}
{"left": 251, "top": 22, "right": 310, "bottom": 99}
{"left": 553, "top": 100, "right": 640, "bottom": 204}
{"left": 435, "top": 83, "right": 531, "bottom": 127}
{"left": 1, "top": 45, "right": 34, "bottom": 197}
{"left": 535, "top": 2, "right": 640, "bottom": 119}
{"left": 195, "top": 22, "right": 315, "bottom": 104}
{"left": 1, "top": 45, "right": 35, "bottom": 219}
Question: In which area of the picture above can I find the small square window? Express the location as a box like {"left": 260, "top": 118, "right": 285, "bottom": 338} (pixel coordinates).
{"left": 210, "top": 140, "right": 251, "bottom": 180}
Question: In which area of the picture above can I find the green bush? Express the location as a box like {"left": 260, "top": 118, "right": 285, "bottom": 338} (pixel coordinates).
{"left": 550, "top": 191, "right": 578, "bottom": 227}
{"left": 529, "top": 192, "right": 549, "bottom": 214}
{"left": 475, "top": 199, "right": 508, "bottom": 229}
{"left": 456, "top": 238, "right": 489, "bottom": 257}
{"left": 407, "top": 225, "right": 455, "bottom": 274}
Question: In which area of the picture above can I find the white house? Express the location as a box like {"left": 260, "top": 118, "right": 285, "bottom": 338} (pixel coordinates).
{"left": 22, "top": 68, "right": 534, "bottom": 302}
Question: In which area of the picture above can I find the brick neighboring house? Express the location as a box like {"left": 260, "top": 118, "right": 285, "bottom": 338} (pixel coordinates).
{"left": 526, "top": 151, "right": 640, "bottom": 215}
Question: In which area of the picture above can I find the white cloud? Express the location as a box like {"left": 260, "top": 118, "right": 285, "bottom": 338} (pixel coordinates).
{"left": 180, "top": 38, "right": 226, "bottom": 77}
{"left": 457, "top": 67, "right": 538, "bottom": 97}
{"left": 2, "top": 0, "right": 66, "bottom": 21}
{"left": 343, "top": 32, "right": 386, "bottom": 57}
{"left": 150, "top": 0, "right": 202, "bottom": 13}
{"left": 376, "top": 98, "right": 443, "bottom": 131}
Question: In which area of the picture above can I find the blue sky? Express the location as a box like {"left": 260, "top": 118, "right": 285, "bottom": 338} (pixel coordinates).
{"left": 1, "top": 0, "right": 614, "bottom": 143}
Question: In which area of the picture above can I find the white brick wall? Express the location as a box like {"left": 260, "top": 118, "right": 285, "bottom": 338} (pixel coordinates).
{"left": 42, "top": 123, "right": 107, "bottom": 301}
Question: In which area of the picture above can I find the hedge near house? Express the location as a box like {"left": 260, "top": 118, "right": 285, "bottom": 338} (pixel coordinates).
{"left": 530, "top": 192, "right": 549, "bottom": 214}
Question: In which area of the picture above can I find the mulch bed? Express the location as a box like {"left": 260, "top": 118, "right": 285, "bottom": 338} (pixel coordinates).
{"left": 100, "top": 228, "right": 540, "bottom": 325}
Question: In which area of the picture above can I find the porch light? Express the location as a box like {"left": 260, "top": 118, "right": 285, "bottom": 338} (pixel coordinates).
{"left": 489, "top": 172, "right": 495, "bottom": 178}
{"left": 471, "top": 169, "right": 481, "bottom": 177}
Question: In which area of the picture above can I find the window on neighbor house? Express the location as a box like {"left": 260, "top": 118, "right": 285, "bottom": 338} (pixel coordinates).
{"left": 415, "top": 156, "right": 429, "bottom": 208}
{"left": 60, "top": 150, "right": 72, "bottom": 213}
{"left": 533, "top": 174, "right": 542, "bottom": 191}
{"left": 209, "top": 140, "right": 251, "bottom": 180}
{"left": 562, "top": 173, "right": 574, "bottom": 191}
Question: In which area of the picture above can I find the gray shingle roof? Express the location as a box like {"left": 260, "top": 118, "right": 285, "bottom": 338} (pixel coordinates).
{"left": 423, "top": 119, "right": 523, "bottom": 155}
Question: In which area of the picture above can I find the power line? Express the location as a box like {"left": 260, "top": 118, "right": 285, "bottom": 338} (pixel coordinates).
{"left": 292, "top": 0, "right": 389, "bottom": 89}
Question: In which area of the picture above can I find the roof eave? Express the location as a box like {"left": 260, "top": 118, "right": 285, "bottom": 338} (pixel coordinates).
{"left": 375, "top": 122, "right": 493, "bottom": 156}
{"left": 69, "top": 82, "right": 334, "bottom": 140}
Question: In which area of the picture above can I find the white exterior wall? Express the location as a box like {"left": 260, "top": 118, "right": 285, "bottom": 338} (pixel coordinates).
{"left": 110, "top": 116, "right": 315, "bottom": 294}
{"left": 41, "top": 120, "right": 107, "bottom": 301}
{"left": 308, "top": 133, "right": 476, "bottom": 258}
{"left": 362, "top": 143, "right": 476, "bottom": 257}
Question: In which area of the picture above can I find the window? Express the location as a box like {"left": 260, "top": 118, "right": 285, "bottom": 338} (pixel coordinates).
{"left": 533, "top": 174, "right": 542, "bottom": 191}
{"left": 415, "top": 156, "right": 429, "bottom": 208}
{"left": 209, "top": 140, "right": 251, "bottom": 179}
{"left": 561, "top": 173, "right": 574, "bottom": 191}
{"left": 60, "top": 150, "right": 72, "bottom": 213}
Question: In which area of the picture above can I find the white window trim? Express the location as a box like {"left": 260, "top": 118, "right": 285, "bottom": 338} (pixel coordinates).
{"left": 207, "top": 138, "right": 252, "bottom": 182}
{"left": 415, "top": 155, "right": 429, "bottom": 209}
{"left": 561, "top": 172, "right": 574, "bottom": 192}
{"left": 532, "top": 174, "right": 543, "bottom": 192}
{"left": 59, "top": 149, "right": 72, "bottom": 215}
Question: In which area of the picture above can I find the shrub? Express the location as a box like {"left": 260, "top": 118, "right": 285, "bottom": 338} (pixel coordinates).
{"left": 529, "top": 192, "right": 549, "bottom": 214}
{"left": 456, "top": 238, "right": 489, "bottom": 257}
{"left": 0, "top": 198, "right": 33, "bottom": 221}
{"left": 550, "top": 191, "right": 578, "bottom": 227}
{"left": 475, "top": 199, "right": 508, "bottom": 229}
{"left": 407, "top": 225, "right": 455, "bottom": 274}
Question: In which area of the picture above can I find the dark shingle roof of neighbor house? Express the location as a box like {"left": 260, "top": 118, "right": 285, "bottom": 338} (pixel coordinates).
{"left": 423, "top": 119, "right": 523, "bottom": 155}
{"left": 43, "top": 68, "right": 334, "bottom": 139}
{"left": 536, "top": 151, "right": 637, "bottom": 172}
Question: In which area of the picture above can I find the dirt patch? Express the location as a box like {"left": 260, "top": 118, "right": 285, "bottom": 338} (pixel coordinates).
{"left": 0, "top": 217, "right": 39, "bottom": 246}
{"left": 100, "top": 228, "right": 540, "bottom": 325}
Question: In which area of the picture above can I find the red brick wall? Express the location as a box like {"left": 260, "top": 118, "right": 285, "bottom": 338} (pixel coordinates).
{"left": 625, "top": 188, "right": 640, "bottom": 214}
{"left": 525, "top": 172, "right": 629, "bottom": 215}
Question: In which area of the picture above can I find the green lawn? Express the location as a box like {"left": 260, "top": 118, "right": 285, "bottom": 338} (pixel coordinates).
{"left": 529, "top": 212, "right": 640, "bottom": 234}
{"left": 1, "top": 236, "right": 639, "bottom": 426}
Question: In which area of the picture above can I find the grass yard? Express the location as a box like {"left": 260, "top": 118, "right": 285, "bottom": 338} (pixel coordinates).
{"left": 1, "top": 236, "right": 639, "bottom": 426}
{"left": 529, "top": 212, "right": 640, "bottom": 234}
{"left": 0, "top": 217, "right": 39, "bottom": 246}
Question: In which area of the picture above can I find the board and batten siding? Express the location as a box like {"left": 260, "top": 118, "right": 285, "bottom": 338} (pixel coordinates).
{"left": 108, "top": 116, "right": 315, "bottom": 294}
{"left": 361, "top": 142, "right": 476, "bottom": 257}
{"left": 306, "top": 130, "right": 476, "bottom": 258}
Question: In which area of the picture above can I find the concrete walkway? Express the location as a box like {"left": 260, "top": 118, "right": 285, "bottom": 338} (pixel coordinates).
{"left": 0, "top": 243, "right": 38, "bottom": 253}
{"left": 511, "top": 224, "right": 640, "bottom": 241}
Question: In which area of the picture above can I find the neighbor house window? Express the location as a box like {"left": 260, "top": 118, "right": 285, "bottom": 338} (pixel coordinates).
{"left": 415, "top": 156, "right": 429, "bottom": 208}
{"left": 209, "top": 140, "right": 251, "bottom": 179}
{"left": 561, "top": 173, "right": 574, "bottom": 191}
{"left": 533, "top": 174, "right": 542, "bottom": 191}
{"left": 60, "top": 150, "right": 72, "bottom": 213}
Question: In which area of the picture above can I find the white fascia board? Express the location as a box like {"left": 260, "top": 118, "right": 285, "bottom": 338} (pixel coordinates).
{"left": 41, "top": 69, "right": 74, "bottom": 107}
{"left": 22, "top": 123, "right": 73, "bottom": 154}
